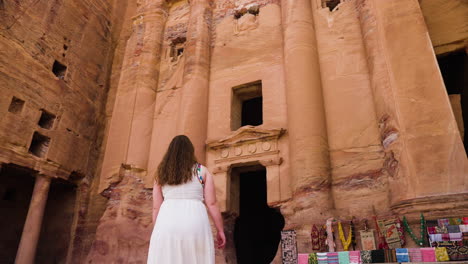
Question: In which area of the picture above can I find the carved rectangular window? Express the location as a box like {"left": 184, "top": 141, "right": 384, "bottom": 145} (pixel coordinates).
{"left": 38, "top": 110, "right": 56, "bottom": 130}
{"left": 231, "top": 80, "right": 263, "bottom": 131}
{"left": 8, "top": 96, "right": 25, "bottom": 114}
{"left": 29, "top": 132, "right": 51, "bottom": 158}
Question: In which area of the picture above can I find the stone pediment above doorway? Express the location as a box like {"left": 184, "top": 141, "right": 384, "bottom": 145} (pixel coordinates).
{"left": 206, "top": 126, "right": 286, "bottom": 166}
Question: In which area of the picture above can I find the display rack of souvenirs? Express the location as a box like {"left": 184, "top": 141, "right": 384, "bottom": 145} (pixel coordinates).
{"left": 289, "top": 215, "right": 468, "bottom": 264}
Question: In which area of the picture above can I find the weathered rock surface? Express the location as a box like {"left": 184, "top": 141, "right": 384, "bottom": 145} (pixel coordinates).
{"left": 1, "top": 0, "right": 467, "bottom": 263}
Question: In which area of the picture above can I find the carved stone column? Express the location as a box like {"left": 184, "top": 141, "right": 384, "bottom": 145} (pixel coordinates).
{"left": 99, "top": 0, "right": 167, "bottom": 191}
{"left": 357, "top": 0, "right": 468, "bottom": 213}
{"left": 176, "top": 0, "right": 212, "bottom": 163}
{"left": 15, "top": 175, "right": 51, "bottom": 264}
{"left": 281, "top": 0, "right": 332, "bottom": 213}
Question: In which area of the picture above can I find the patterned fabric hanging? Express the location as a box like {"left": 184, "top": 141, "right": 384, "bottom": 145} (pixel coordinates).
{"left": 435, "top": 247, "right": 450, "bottom": 261}
{"left": 326, "top": 218, "right": 336, "bottom": 252}
{"left": 309, "top": 253, "right": 318, "bottom": 264}
{"left": 281, "top": 230, "right": 298, "bottom": 264}
{"left": 311, "top": 224, "right": 321, "bottom": 251}
{"left": 319, "top": 225, "right": 328, "bottom": 252}
{"left": 383, "top": 219, "right": 401, "bottom": 249}
{"left": 360, "top": 250, "right": 371, "bottom": 264}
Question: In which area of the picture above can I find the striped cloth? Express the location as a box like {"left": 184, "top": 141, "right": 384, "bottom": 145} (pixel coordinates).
{"left": 349, "top": 251, "right": 361, "bottom": 264}
{"left": 317, "top": 252, "right": 328, "bottom": 264}
{"left": 395, "top": 248, "right": 409, "bottom": 262}
{"left": 338, "top": 251, "right": 350, "bottom": 264}
{"left": 327, "top": 252, "right": 339, "bottom": 264}
{"left": 408, "top": 248, "right": 422, "bottom": 262}
{"left": 421, "top": 247, "right": 436, "bottom": 262}
{"left": 384, "top": 249, "right": 396, "bottom": 263}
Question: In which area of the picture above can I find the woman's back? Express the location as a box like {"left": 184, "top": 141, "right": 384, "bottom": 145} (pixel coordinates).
{"left": 147, "top": 165, "right": 214, "bottom": 264}
{"left": 162, "top": 171, "right": 203, "bottom": 201}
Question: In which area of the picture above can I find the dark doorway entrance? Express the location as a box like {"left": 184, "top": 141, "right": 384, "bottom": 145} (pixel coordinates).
{"left": 437, "top": 50, "right": 468, "bottom": 155}
{"left": 233, "top": 167, "right": 285, "bottom": 264}
{"left": 0, "top": 164, "right": 36, "bottom": 263}
{"left": 36, "top": 179, "right": 77, "bottom": 264}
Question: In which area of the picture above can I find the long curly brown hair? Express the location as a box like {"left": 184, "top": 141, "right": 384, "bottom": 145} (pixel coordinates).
{"left": 156, "top": 135, "right": 198, "bottom": 185}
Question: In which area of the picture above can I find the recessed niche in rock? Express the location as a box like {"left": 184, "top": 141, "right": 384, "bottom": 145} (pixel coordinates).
{"left": 52, "top": 60, "right": 67, "bottom": 79}
{"left": 38, "top": 110, "right": 56, "bottom": 129}
{"left": 323, "top": 0, "right": 341, "bottom": 11}
{"left": 29, "top": 132, "right": 51, "bottom": 158}
{"left": 234, "top": 5, "right": 260, "bottom": 19}
{"left": 231, "top": 80, "right": 263, "bottom": 130}
{"left": 8, "top": 96, "right": 25, "bottom": 114}
{"left": 170, "top": 37, "right": 186, "bottom": 62}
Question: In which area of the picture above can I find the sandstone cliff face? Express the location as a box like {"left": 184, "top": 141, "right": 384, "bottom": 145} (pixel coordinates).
{"left": 1, "top": 0, "right": 466, "bottom": 263}
{"left": 0, "top": 0, "right": 128, "bottom": 263}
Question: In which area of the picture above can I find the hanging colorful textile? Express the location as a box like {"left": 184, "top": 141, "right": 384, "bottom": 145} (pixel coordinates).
{"left": 446, "top": 245, "right": 468, "bottom": 261}
{"left": 326, "top": 218, "right": 336, "bottom": 252}
{"left": 327, "top": 252, "right": 339, "bottom": 264}
{"left": 383, "top": 249, "right": 396, "bottom": 263}
{"left": 383, "top": 219, "right": 401, "bottom": 249}
{"left": 370, "top": 250, "right": 384, "bottom": 263}
{"left": 463, "top": 232, "right": 468, "bottom": 246}
{"left": 436, "top": 225, "right": 448, "bottom": 234}
{"left": 360, "top": 250, "right": 371, "bottom": 264}
{"left": 338, "top": 251, "right": 350, "bottom": 264}
{"left": 450, "top": 218, "right": 462, "bottom": 225}
{"left": 350, "top": 218, "right": 357, "bottom": 250}
{"left": 448, "top": 225, "right": 461, "bottom": 233}
{"left": 338, "top": 221, "right": 352, "bottom": 251}
{"left": 349, "top": 251, "right": 361, "bottom": 264}
{"left": 317, "top": 252, "right": 328, "bottom": 264}
{"left": 320, "top": 225, "right": 328, "bottom": 252}
{"left": 299, "top": 254, "right": 310, "bottom": 264}
{"left": 435, "top": 247, "right": 450, "bottom": 261}
{"left": 463, "top": 217, "right": 468, "bottom": 224}
{"left": 438, "top": 218, "right": 450, "bottom": 227}
{"left": 449, "top": 232, "right": 463, "bottom": 241}
{"left": 311, "top": 224, "right": 321, "bottom": 250}
{"left": 408, "top": 248, "right": 423, "bottom": 262}
{"left": 309, "top": 253, "right": 318, "bottom": 264}
{"left": 403, "top": 213, "right": 426, "bottom": 246}
{"left": 281, "top": 230, "right": 298, "bottom": 264}
{"left": 460, "top": 225, "right": 468, "bottom": 232}
{"left": 395, "top": 217, "right": 406, "bottom": 246}
{"left": 395, "top": 248, "right": 409, "bottom": 262}
{"left": 373, "top": 217, "right": 388, "bottom": 249}
{"left": 359, "top": 230, "right": 376, "bottom": 250}
{"left": 421, "top": 247, "right": 436, "bottom": 262}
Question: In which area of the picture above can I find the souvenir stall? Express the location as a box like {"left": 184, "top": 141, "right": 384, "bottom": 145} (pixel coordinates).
{"left": 280, "top": 215, "right": 468, "bottom": 264}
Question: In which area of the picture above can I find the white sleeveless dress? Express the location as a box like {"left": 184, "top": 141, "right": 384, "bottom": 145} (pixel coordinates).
{"left": 147, "top": 166, "right": 215, "bottom": 264}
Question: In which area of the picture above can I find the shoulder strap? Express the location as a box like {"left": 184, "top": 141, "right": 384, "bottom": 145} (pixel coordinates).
{"left": 196, "top": 163, "right": 204, "bottom": 187}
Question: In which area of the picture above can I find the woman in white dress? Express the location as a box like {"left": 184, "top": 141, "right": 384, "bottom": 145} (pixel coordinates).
{"left": 147, "top": 135, "right": 226, "bottom": 264}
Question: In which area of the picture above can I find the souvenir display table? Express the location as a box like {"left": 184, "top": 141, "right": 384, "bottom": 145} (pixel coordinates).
{"left": 281, "top": 216, "right": 468, "bottom": 264}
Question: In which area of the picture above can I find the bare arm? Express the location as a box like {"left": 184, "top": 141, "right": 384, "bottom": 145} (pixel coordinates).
{"left": 152, "top": 181, "right": 164, "bottom": 224}
{"left": 203, "top": 166, "right": 226, "bottom": 248}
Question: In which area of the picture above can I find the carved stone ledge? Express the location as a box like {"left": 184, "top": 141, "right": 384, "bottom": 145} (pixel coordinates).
{"left": 207, "top": 126, "right": 286, "bottom": 164}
